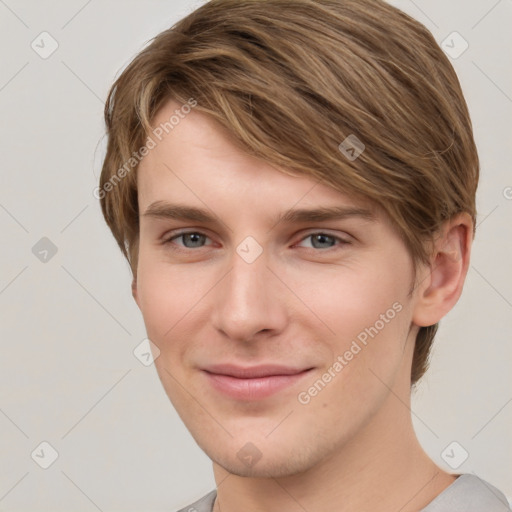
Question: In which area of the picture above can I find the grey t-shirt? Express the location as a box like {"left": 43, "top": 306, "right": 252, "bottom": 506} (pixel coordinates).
{"left": 176, "top": 474, "right": 511, "bottom": 512}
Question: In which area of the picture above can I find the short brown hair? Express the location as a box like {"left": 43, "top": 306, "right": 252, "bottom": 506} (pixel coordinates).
{"left": 99, "top": 0, "right": 479, "bottom": 385}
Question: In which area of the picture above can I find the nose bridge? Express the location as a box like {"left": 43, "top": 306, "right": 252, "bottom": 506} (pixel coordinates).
{"left": 212, "top": 242, "right": 284, "bottom": 340}
{"left": 230, "top": 254, "right": 265, "bottom": 303}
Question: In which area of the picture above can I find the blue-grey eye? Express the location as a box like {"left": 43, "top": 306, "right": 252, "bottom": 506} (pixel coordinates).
{"left": 178, "top": 232, "right": 208, "bottom": 248}
{"left": 305, "top": 233, "right": 337, "bottom": 249}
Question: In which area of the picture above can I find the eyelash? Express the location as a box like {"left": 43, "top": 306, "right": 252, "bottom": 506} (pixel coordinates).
{"left": 162, "top": 230, "right": 351, "bottom": 252}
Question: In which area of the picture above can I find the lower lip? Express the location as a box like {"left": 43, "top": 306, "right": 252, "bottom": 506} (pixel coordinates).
{"left": 203, "top": 370, "right": 313, "bottom": 401}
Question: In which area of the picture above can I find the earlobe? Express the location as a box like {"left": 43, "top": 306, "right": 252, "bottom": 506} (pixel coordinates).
{"left": 412, "top": 213, "right": 473, "bottom": 328}
{"left": 131, "top": 277, "right": 139, "bottom": 307}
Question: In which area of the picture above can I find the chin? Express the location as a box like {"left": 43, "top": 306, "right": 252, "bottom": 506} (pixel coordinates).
{"left": 204, "top": 431, "right": 341, "bottom": 479}
{"left": 212, "top": 451, "right": 317, "bottom": 479}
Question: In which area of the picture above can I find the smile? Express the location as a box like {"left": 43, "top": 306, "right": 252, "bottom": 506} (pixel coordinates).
{"left": 201, "top": 364, "right": 314, "bottom": 401}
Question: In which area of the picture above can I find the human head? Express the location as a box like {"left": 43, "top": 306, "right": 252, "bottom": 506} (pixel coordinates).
{"left": 99, "top": 0, "right": 479, "bottom": 386}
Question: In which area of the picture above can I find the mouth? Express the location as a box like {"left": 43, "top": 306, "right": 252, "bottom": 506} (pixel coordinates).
{"left": 201, "top": 364, "right": 314, "bottom": 401}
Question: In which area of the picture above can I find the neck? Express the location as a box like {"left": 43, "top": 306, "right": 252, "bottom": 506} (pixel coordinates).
{"left": 212, "top": 381, "right": 456, "bottom": 512}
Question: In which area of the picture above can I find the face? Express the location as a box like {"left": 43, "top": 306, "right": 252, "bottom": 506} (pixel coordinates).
{"left": 134, "top": 99, "right": 421, "bottom": 478}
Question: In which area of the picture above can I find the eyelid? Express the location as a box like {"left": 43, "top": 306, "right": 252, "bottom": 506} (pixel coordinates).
{"left": 163, "top": 228, "right": 352, "bottom": 250}
{"left": 293, "top": 230, "right": 352, "bottom": 248}
{"left": 163, "top": 229, "right": 214, "bottom": 245}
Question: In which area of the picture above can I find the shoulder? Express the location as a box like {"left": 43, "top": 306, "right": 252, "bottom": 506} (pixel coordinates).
{"left": 421, "top": 474, "right": 511, "bottom": 512}
{"left": 175, "top": 489, "right": 217, "bottom": 512}
{"left": 172, "top": 477, "right": 512, "bottom": 512}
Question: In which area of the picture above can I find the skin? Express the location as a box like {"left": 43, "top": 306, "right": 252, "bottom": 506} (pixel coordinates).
{"left": 133, "top": 99, "right": 473, "bottom": 512}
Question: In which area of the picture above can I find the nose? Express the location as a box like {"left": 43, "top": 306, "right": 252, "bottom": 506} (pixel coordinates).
{"left": 211, "top": 246, "right": 288, "bottom": 342}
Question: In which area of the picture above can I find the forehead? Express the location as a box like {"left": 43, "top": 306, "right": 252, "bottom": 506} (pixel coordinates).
{"left": 137, "top": 98, "right": 379, "bottom": 218}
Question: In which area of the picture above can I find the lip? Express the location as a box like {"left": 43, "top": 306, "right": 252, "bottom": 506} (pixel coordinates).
{"left": 201, "top": 364, "right": 314, "bottom": 401}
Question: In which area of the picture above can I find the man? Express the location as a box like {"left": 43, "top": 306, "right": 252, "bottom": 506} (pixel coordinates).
{"left": 98, "top": 0, "right": 511, "bottom": 510}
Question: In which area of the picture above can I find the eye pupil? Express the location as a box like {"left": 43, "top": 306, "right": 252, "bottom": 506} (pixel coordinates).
{"left": 172, "top": 232, "right": 343, "bottom": 251}
{"left": 183, "top": 233, "right": 205, "bottom": 247}
{"left": 311, "top": 234, "right": 335, "bottom": 249}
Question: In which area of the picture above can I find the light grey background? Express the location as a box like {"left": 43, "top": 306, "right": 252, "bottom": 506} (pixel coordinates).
{"left": 0, "top": 1, "right": 510, "bottom": 511}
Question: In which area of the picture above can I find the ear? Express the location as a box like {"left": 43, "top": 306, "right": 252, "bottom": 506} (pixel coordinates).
{"left": 131, "top": 276, "right": 140, "bottom": 307}
{"left": 412, "top": 212, "right": 473, "bottom": 327}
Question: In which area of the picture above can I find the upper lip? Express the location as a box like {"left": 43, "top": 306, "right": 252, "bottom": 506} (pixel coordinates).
{"left": 202, "top": 364, "right": 313, "bottom": 379}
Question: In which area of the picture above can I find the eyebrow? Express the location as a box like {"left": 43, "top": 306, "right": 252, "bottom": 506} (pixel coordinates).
{"left": 143, "top": 201, "right": 376, "bottom": 226}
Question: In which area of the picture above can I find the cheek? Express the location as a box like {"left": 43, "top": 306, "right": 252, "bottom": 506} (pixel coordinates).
{"left": 136, "top": 250, "right": 184, "bottom": 347}
{"left": 289, "top": 258, "right": 409, "bottom": 343}
{"left": 136, "top": 260, "right": 200, "bottom": 401}
{"left": 137, "top": 246, "right": 198, "bottom": 328}
{"left": 287, "top": 258, "right": 412, "bottom": 398}
{"left": 136, "top": 250, "right": 220, "bottom": 375}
